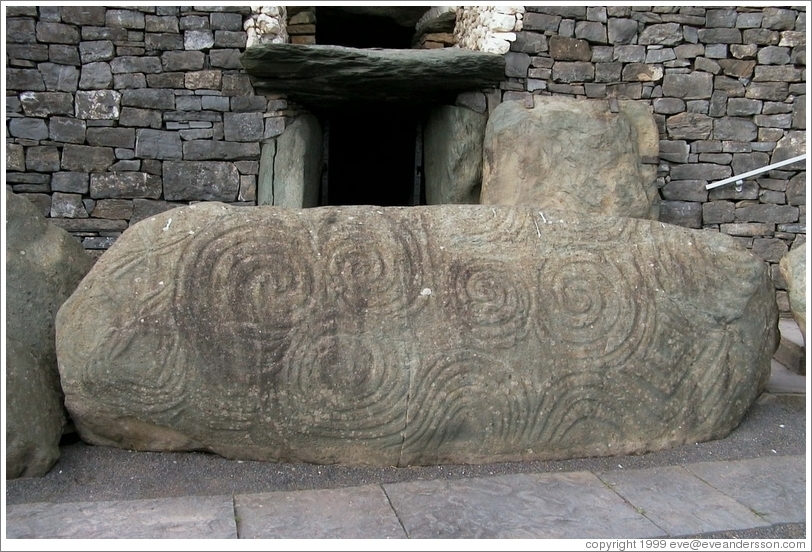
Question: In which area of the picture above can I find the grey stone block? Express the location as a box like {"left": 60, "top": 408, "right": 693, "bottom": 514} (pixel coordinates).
{"left": 110, "top": 56, "right": 162, "bottom": 74}
{"left": 49, "top": 45, "right": 81, "bottom": 66}
{"left": 176, "top": 96, "right": 203, "bottom": 111}
{"left": 549, "top": 36, "right": 592, "bottom": 61}
{"left": 236, "top": 486, "right": 405, "bottom": 539}
{"left": 386, "top": 472, "right": 665, "bottom": 539}
{"left": 230, "top": 96, "right": 266, "bottom": 113}
{"left": 51, "top": 172, "right": 90, "bottom": 194}
{"left": 79, "top": 62, "right": 113, "bottom": 90}
{"left": 50, "top": 192, "right": 88, "bottom": 218}
{"left": 86, "top": 127, "right": 136, "bottom": 149}
{"left": 210, "top": 12, "right": 243, "bottom": 31}
{"left": 662, "top": 73, "right": 713, "bottom": 99}
{"left": 6, "top": 144, "right": 26, "bottom": 172}
{"left": 706, "top": 9, "right": 737, "bottom": 28}
{"left": 614, "top": 45, "right": 646, "bottom": 62}
{"left": 209, "top": 48, "right": 243, "bottom": 69}
{"left": 597, "top": 466, "right": 770, "bottom": 536}
{"left": 119, "top": 107, "right": 162, "bottom": 129}
{"left": 662, "top": 180, "right": 708, "bottom": 202}
{"left": 745, "top": 82, "right": 788, "bottom": 101}
{"left": 522, "top": 12, "right": 562, "bottom": 33}
{"left": 114, "top": 73, "right": 147, "bottom": 89}
{"left": 713, "top": 117, "right": 758, "bottom": 141}
{"left": 109, "top": 160, "right": 142, "bottom": 172}
{"left": 607, "top": 18, "right": 638, "bottom": 45}
{"left": 670, "top": 163, "right": 732, "bottom": 181}
{"left": 61, "top": 145, "right": 115, "bottom": 172}
{"left": 575, "top": 21, "right": 607, "bottom": 43}
{"left": 221, "top": 73, "right": 253, "bottom": 96}
{"left": 184, "top": 70, "right": 222, "bottom": 90}
{"left": 751, "top": 238, "right": 789, "bottom": 263}
{"left": 726, "top": 98, "right": 762, "bottom": 116}
{"left": 91, "top": 199, "right": 134, "bottom": 220}
{"left": 36, "top": 22, "right": 80, "bottom": 44}
{"left": 595, "top": 62, "right": 622, "bottom": 82}
{"left": 736, "top": 13, "right": 763, "bottom": 29}
{"left": 38, "top": 63, "right": 79, "bottom": 92}
{"left": 7, "top": 69, "right": 46, "bottom": 91}
{"left": 646, "top": 47, "right": 675, "bottom": 63}
{"left": 6, "top": 496, "right": 237, "bottom": 539}
{"left": 145, "top": 15, "right": 179, "bottom": 33}
{"left": 7, "top": 44, "right": 49, "bottom": 63}
{"left": 762, "top": 8, "right": 798, "bottom": 31}
{"left": 75, "top": 90, "right": 120, "bottom": 119}
{"left": 758, "top": 46, "right": 792, "bottom": 65}
{"left": 182, "top": 140, "right": 260, "bottom": 161}
{"left": 145, "top": 33, "right": 185, "bottom": 51}
{"left": 7, "top": 18, "right": 37, "bottom": 44}
{"left": 106, "top": 9, "right": 145, "bottom": 29}
{"left": 180, "top": 15, "right": 209, "bottom": 31}
{"left": 659, "top": 139, "right": 689, "bottom": 162}
{"left": 552, "top": 61, "right": 594, "bottom": 82}
{"left": 731, "top": 152, "right": 770, "bottom": 175}
{"left": 163, "top": 161, "right": 240, "bottom": 201}
{"left": 26, "top": 146, "right": 61, "bottom": 172}
{"left": 509, "top": 32, "right": 548, "bottom": 55}
{"left": 20, "top": 92, "right": 73, "bottom": 117}
{"left": 201, "top": 96, "right": 230, "bottom": 112}
{"left": 755, "top": 113, "right": 793, "bottom": 129}
{"left": 135, "top": 129, "right": 182, "bottom": 160}
{"left": 697, "top": 28, "right": 742, "bottom": 44}
{"left": 122, "top": 89, "right": 174, "bottom": 110}
{"left": 214, "top": 31, "right": 246, "bottom": 48}
{"left": 185, "top": 30, "right": 214, "bottom": 50}
{"left": 736, "top": 204, "right": 798, "bottom": 224}
{"left": 80, "top": 40, "right": 115, "bottom": 63}
{"left": 146, "top": 73, "right": 185, "bottom": 88}
{"left": 61, "top": 7, "right": 107, "bottom": 26}
{"left": 81, "top": 26, "right": 128, "bottom": 42}
{"left": 504, "top": 52, "right": 531, "bottom": 78}
{"left": 666, "top": 112, "right": 713, "bottom": 140}
{"left": 9, "top": 118, "right": 50, "bottom": 141}
{"left": 639, "top": 23, "right": 683, "bottom": 45}
{"left": 90, "top": 172, "right": 162, "bottom": 199}
{"left": 703, "top": 201, "right": 735, "bottom": 224}
{"left": 161, "top": 50, "right": 205, "bottom": 71}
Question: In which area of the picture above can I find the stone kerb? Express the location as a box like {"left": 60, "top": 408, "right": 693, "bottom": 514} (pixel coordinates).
{"left": 56, "top": 203, "right": 777, "bottom": 466}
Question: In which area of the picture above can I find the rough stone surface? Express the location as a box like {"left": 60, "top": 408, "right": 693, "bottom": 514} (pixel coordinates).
{"left": 258, "top": 114, "right": 322, "bottom": 208}
{"left": 424, "top": 105, "right": 487, "bottom": 205}
{"left": 779, "top": 247, "right": 806, "bottom": 340}
{"left": 6, "top": 191, "right": 94, "bottom": 479}
{"left": 55, "top": 204, "right": 776, "bottom": 466}
{"left": 481, "top": 97, "right": 659, "bottom": 219}
{"left": 163, "top": 161, "right": 240, "bottom": 202}
{"left": 241, "top": 44, "right": 506, "bottom": 106}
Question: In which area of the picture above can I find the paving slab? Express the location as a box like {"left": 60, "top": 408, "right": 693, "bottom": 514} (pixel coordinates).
{"left": 596, "top": 465, "right": 771, "bottom": 537}
{"left": 683, "top": 455, "right": 806, "bottom": 525}
{"left": 234, "top": 484, "right": 406, "bottom": 539}
{"left": 383, "top": 471, "right": 666, "bottom": 539}
{"left": 5, "top": 495, "right": 237, "bottom": 539}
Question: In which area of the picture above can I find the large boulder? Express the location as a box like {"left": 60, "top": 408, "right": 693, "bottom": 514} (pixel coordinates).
{"left": 779, "top": 246, "right": 806, "bottom": 341}
{"left": 56, "top": 204, "right": 776, "bottom": 466}
{"left": 6, "top": 191, "right": 94, "bottom": 478}
{"left": 481, "top": 97, "right": 660, "bottom": 219}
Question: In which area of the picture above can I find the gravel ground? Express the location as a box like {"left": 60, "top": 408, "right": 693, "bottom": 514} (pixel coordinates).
{"left": 6, "top": 393, "right": 806, "bottom": 511}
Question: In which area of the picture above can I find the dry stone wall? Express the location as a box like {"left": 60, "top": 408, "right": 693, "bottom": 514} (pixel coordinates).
{"left": 456, "top": 5, "right": 806, "bottom": 313}
{"left": 5, "top": 5, "right": 807, "bottom": 312}
{"left": 5, "top": 5, "right": 294, "bottom": 258}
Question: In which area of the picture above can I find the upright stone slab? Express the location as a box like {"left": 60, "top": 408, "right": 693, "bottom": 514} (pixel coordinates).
{"left": 6, "top": 191, "right": 94, "bottom": 478}
{"left": 257, "top": 114, "right": 322, "bottom": 208}
{"left": 779, "top": 247, "right": 806, "bottom": 341}
{"left": 56, "top": 204, "right": 776, "bottom": 466}
{"left": 424, "top": 105, "right": 487, "bottom": 205}
{"left": 481, "top": 97, "right": 660, "bottom": 219}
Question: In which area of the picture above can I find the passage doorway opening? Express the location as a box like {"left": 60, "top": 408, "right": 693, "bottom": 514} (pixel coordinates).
{"left": 319, "top": 106, "right": 424, "bottom": 207}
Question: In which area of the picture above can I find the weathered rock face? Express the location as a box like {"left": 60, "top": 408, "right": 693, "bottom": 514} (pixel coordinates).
{"left": 424, "top": 105, "right": 487, "bottom": 205}
{"left": 6, "top": 191, "right": 94, "bottom": 478}
{"left": 257, "top": 114, "right": 322, "bottom": 208}
{"left": 481, "top": 97, "right": 660, "bottom": 219}
{"left": 56, "top": 204, "right": 776, "bottom": 466}
{"left": 779, "top": 247, "right": 806, "bottom": 341}
{"left": 241, "top": 44, "right": 506, "bottom": 107}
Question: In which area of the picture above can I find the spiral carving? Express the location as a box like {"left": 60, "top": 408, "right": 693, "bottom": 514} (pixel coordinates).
{"left": 173, "top": 219, "right": 317, "bottom": 377}
{"left": 270, "top": 330, "right": 409, "bottom": 447}
{"left": 317, "top": 214, "right": 424, "bottom": 318}
{"left": 402, "top": 350, "right": 534, "bottom": 463}
{"left": 447, "top": 259, "right": 533, "bottom": 348}
{"left": 536, "top": 250, "right": 652, "bottom": 367}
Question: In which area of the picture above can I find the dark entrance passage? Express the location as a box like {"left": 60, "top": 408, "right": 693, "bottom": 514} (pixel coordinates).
{"left": 321, "top": 107, "right": 422, "bottom": 207}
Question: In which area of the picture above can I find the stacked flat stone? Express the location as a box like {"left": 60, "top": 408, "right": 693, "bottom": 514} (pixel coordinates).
{"left": 5, "top": 5, "right": 286, "bottom": 257}
{"left": 454, "top": 6, "right": 525, "bottom": 55}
